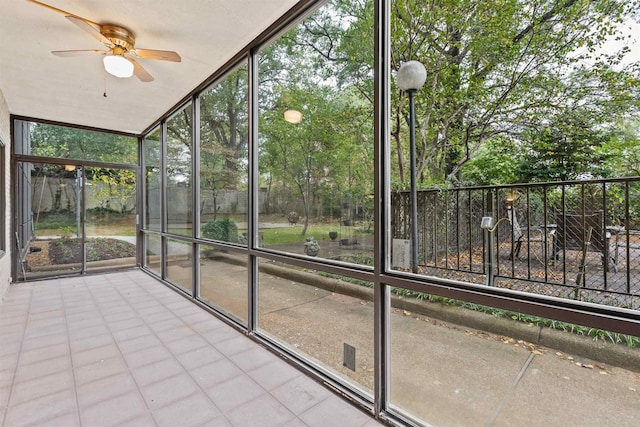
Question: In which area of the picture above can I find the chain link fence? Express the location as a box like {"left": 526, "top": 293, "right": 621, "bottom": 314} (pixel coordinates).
{"left": 392, "top": 178, "right": 640, "bottom": 309}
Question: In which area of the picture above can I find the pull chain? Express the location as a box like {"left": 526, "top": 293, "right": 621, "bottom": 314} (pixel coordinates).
{"left": 103, "top": 67, "right": 108, "bottom": 97}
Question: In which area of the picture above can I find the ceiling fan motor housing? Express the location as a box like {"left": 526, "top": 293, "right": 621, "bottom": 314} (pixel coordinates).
{"left": 100, "top": 24, "right": 135, "bottom": 51}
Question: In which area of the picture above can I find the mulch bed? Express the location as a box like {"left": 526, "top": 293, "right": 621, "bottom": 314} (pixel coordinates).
{"left": 28, "top": 238, "right": 136, "bottom": 266}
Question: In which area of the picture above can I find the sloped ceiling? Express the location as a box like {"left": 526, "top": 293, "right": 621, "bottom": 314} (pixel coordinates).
{"left": 0, "top": 0, "right": 300, "bottom": 134}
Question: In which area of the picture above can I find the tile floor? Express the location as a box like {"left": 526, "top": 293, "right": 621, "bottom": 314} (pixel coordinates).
{"left": 0, "top": 270, "right": 382, "bottom": 427}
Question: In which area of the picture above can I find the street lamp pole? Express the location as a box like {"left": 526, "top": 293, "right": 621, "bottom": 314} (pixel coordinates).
{"left": 397, "top": 61, "right": 427, "bottom": 274}
{"left": 407, "top": 89, "right": 419, "bottom": 273}
{"left": 76, "top": 167, "right": 81, "bottom": 238}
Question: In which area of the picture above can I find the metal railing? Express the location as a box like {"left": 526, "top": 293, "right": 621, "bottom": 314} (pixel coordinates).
{"left": 391, "top": 177, "right": 640, "bottom": 309}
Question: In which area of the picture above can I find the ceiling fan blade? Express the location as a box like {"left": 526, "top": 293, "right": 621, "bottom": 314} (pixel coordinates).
{"left": 52, "top": 49, "right": 106, "bottom": 57}
{"left": 129, "top": 58, "right": 154, "bottom": 82}
{"left": 27, "top": 0, "right": 100, "bottom": 26}
{"left": 65, "top": 16, "right": 113, "bottom": 46}
{"left": 132, "top": 49, "right": 181, "bottom": 62}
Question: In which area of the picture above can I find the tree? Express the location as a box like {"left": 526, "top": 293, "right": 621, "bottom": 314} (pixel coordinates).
{"left": 260, "top": 85, "right": 367, "bottom": 235}
{"left": 257, "top": 1, "right": 374, "bottom": 232}
{"left": 199, "top": 64, "right": 249, "bottom": 219}
{"left": 89, "top": 168, "right": 137, "bottom": 213}
{"left": 517, "top": 110, "right": 609, "bottom": 182}
{"left": 29, "top": 122, "right": 137, "bottom": 164}
{"left": 598, "top": 119, "right": 640, "bottom": 177}
{"left": 280, "top": 0, "right": 640, "bottom": 187}
{"left": 390, "top": 0, "right": 640, "bottom": 184}
{"left": 460, "top": 137, "right": 519, "bottom": 185}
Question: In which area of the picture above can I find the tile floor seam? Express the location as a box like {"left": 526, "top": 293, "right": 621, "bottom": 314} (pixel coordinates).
{"left": 61, "top": 279, "right": 84, "bottom": 427}
{"left": 79, "top": 277, "right": 158, "bottom": 422}
{"left": 113, "top": 411, "right": 158, "bottom": 427}
{"left": 4, "top": 272, "right": 382, "bottom": 427}
{"left": 118, "top": 337, "right": 165, "bottom": 359}
{"left": 259, "top": 393, "right": 300, "bottom": 427}
{"left": 6, "top": 370, "right": 74, "bottom": 406}
{"left": 267, "top": 377, "right": 333, "bottom": 419}
{"left": 134, "top": 369, "right": 186, "bottom": 389}
{"left": 209, "top": 373, "right": 273, "bottom": 416}
{"left": 126, "top": 274, "right": 239, "bottom": 424}
{"left": 226, "top": 347, "right": 277, "bottom": 377}
{"left": 0, "top": 283, "right": 34, "bottom": 427}
{"left": 1, "top": 377, "right": 75, "bottom": 412}
{"left": 291, "top": 398, "right": 333, "bottom": 425}
{"left": 109, "top": 274, "right": 230, "bottom": 422}
{"left": 121, "top": 275, "right": 293, "bottom": 425}
{"left": 132, "top": 274, "right": 367, "bottom": 425}
{"left": 113, "top": 278, "right": 238, "bottom": 423}
{"left": 147, "top": 390, "right": 225, "bottom": 426}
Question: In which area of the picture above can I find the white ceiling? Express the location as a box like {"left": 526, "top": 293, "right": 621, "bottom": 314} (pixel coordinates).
{"left": 0, "top": 0, "right": 300, "bottom": 134}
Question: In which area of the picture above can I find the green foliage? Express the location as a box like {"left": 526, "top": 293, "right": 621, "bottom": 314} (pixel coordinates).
{"left": 386, "top": 0, "right": 640, "bottom": 185}
{"left": 29, "top": 122, "right": 137, "bottom": 164}
{"left": 199, "top": 63, "right": 249, "bottom": 210}
{"left": 460, "top": 137, "right": 519, "bottom": 185}
{"left": 259, "top": 83, "right": 373, "bottom": 234}
{"left": 598, "top": 120, "right": 640, "bottom": 178}
{"left": 86, "top": 246, "right": 99, "bottom": 262}
{"left": 88, "top": 168, "right": 137, "bottom": 214}
{"left": 258, "top": 0, "right": 374, "bottom": 231}
{"left": 261, "top": 223, "right": 365, "bottom": 246}
{"left": 59, "top": 226, "right": 76, "bottom": 240}
{"left": 35, "top": 212, "right": 75, "bottom": 231}
{"left": 257, "top": 0, "right": 640, "bottom": 187}
{"left": 391, "top": 289, "right": 638, "bottom": 348}
{"left": 516, "top": 111, "right": 609, "bottom": 182}
{"left": 202, "top": 218, "right": 239, "bottom": 243}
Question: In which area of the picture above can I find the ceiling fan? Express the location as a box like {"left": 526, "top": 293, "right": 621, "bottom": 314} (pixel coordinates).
{"left": 28, "top": 0, "right": 181, "bottom": 82}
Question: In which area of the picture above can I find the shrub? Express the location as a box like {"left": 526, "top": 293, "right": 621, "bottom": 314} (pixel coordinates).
{"left": 202, "top": 218, "right": 238, "bottom": 243}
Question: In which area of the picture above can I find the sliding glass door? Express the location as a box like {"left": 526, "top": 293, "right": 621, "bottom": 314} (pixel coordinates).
{"left": 16, "top": 162, "right": 137, "bottom": 279}
{"left": 85, "top": 167, "right": 137, "bottom": 273}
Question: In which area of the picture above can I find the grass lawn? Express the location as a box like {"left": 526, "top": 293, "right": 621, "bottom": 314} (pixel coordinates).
{"left": 36, "top": 213, "right": 371, "bottom": 247}
{"left": 260, "top": 223, "right": 370, "bottom": 245}
{"left": 171, "top": 222, "right": 371, "bottom": 246}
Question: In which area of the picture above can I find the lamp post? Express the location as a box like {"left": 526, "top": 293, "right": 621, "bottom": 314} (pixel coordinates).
{"left": 397, "top": 61, "right": 427, "bottom": 274}
{"left": 75, "top": 167, "right": 82, "bottom": 238}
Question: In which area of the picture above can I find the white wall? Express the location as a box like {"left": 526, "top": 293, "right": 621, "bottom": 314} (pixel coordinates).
{"left": 0, "top": 88, "right": 11, "bottom": 298}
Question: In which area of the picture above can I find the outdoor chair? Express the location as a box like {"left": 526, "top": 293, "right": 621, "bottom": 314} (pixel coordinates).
{"left": 506, "top": 209, "right": 547, "bottom": 259}
{"left": 552, "top": 210, "right": 615, "bottom": 274}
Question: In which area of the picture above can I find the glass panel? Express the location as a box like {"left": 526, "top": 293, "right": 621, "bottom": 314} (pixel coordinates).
{"left": 144, "top": 127, "right": 162, "bottom": 231}
{"left": 257, "top": 0, "right": 374, "bottom": 265}
{"left": 258, "top": 259, "right": 374, "bottom": 393}
{"left": 167, "top": 104, "right": 193, "bottom": 236}
{"left": 85, "top": 167, "right": 137, "bottom": 272}
{"left": 387, "top": 0, "right": 640, "bottom": 309}
{"left": 0, "top": 143, "right": 4, "bottom": 253}
{"left": 145, "top": 233, "right": 162, "bottom": 276}
{"left": 20, "top": 163, "right": 81, "bottom": 279}
{"left": 199, "top": 245, "right": 247, "bottom": 325}
{"left": 18, "top": 122, "right": 137, "bottom": 164}
{"left": 199, "top": 63, "right": 249, "bottom": 246}
{"left": 389, "top": 289, "right": 640, "bottom": 425}
{"left": 166, "top": 237, "right": 193, "bottom": 294}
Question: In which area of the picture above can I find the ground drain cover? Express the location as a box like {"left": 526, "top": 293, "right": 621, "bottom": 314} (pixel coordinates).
{"left": 343, "top": 343, "right": 356, "bottom": 371}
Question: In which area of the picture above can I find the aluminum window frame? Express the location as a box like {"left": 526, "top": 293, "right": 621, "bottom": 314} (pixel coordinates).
{"left": 131, "top": 0, "right": 640, "bottom": 424}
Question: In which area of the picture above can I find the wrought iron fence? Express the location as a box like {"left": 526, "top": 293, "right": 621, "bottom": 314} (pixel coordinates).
{"left": 391, "top": 177, "right": 640, "bottom": 309}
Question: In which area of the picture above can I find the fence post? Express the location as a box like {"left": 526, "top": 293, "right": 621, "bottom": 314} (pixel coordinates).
{"left": 481, "top": 216, "right": 495, "bottom": 286}
{"left": 482, "top": 192, "right": 495, "bottom": 286}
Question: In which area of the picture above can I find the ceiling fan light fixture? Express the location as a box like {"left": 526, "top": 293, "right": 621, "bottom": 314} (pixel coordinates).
{"left": 103, "top": 54, "right": 134, "bottom": 78}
